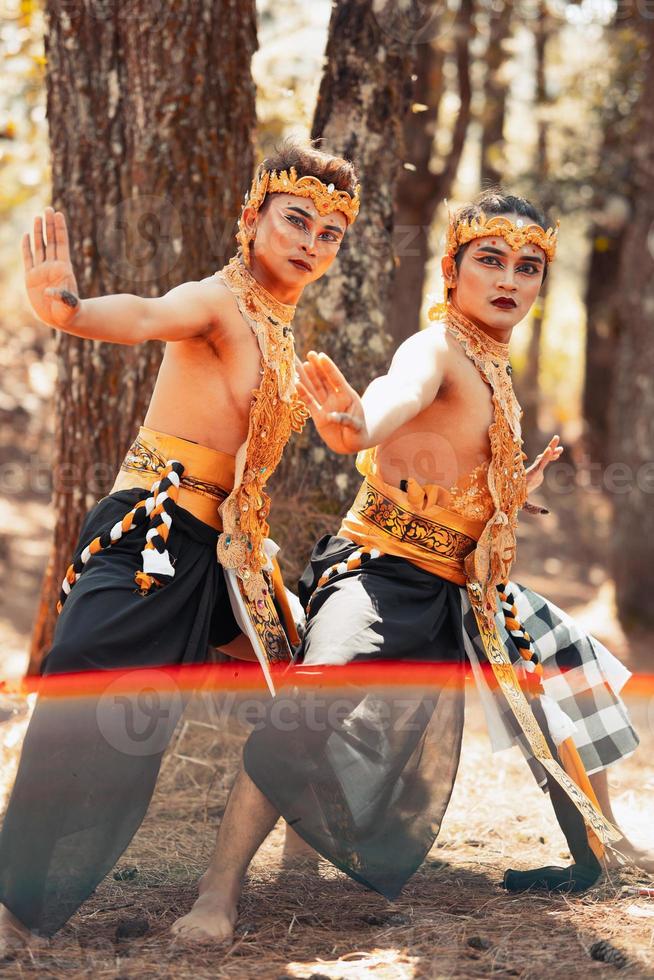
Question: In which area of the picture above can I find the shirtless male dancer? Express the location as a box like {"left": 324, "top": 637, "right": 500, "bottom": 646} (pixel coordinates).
{"left": 171, "top": 191, "right": 644, "bottom": 944}
{"left": 0, "top": 140, "right": 360, "bottom": 951}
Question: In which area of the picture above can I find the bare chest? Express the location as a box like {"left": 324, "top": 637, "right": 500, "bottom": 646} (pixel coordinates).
{"left": 145, "top": 317, "right": 264, "bottom": 453}
{"left": 377, "top": 353, "right": 495, "bottom": 489}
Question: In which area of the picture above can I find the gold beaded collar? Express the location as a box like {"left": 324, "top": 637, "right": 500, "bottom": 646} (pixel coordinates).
{"left": 437, "top": 303, "right": 511, "bottom": 363}
{"left": 429, "top": 300, "right": 528, "bottom": 623}
{"left": 216, "top": 256, "right": 308, "bottom": 603}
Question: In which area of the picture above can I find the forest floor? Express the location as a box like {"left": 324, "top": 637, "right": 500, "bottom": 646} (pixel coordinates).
{"left": 1, "top": 314, "right": 654, "bottom": 978}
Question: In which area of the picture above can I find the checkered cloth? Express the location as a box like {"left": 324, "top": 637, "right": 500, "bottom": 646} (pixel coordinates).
{"left": 460, "top": 581, "right": 639, "bottom": 784}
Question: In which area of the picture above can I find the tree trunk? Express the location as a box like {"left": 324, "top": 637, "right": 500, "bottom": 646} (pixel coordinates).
{"left": 388, "top": 0, "right": 474, "bottom": 346}
{"left": 479, "top": 0, "right": 514, "bottom": 187}
{"left": 581, "top": 230, "right": 624, "bottom": 468}
{"left": 272, "top": 0, "right": 431, "bottom": 519}
{"left": 581, "top": 15, "right": 637, "bottom": 468}
{"left": 28, "top": 0, "right": 257, "bottom": 672}
{"left": 609, "top": 21, "right": 654, "bottom": 629}
{"left": 388, "top": 40, "right": 445, "bottom": 346}
{"left": 515, "top": 0, "right": 551, "bottom": 459}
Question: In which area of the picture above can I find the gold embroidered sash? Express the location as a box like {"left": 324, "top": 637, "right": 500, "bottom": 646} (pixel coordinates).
{"left": 111, "top": 426, "right": 234, "bottom": 530}
{"left": 339, "top": 474, "right": 484, "bottom": 585}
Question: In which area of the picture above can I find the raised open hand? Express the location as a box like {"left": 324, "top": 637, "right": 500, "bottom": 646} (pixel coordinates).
{"left": 22, "top": 207, "right": 80, "bottom": 329}
{"left": 525, "top": 434, "right": 564, "bottom": 494}
{"left": 296, "top": 351, "right": 367, "bottom": 454}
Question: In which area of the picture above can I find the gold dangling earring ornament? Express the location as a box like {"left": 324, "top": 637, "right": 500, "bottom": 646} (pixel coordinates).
{"left": 238, "top": 223, "right": 255, "bottom": 268}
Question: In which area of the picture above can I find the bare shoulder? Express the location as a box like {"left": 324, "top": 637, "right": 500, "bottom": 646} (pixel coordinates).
{"left": 394, "top": 322, "right": 447, "bottom": 355}
{"left": 196, "top": 273, "right": 233, "bottom": 311}
{"left": 392, "top": 322, "right": 451, "bottom": 370}
{"left": 198, "top": 273, "right": 244, "bottom": 335}
{"left": 424, "top": 319, "right": 451, "bottom": 353}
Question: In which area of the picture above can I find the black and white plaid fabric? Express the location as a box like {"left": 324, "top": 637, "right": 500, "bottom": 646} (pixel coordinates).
{"left": 460, "top": 581, "right": 639, "bottom": 784}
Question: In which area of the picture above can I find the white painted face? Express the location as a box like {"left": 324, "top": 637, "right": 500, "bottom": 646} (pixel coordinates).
{"left": 244, "top": 192, "right": 348, "bottom": 290}
{"left": 444, "top": 214, "right": 547, "bottom": 331}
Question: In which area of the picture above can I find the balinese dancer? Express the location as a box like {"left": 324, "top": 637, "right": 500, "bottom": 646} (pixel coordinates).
{"left": 0, "top": 140, "right": 360, "bottom": 950}
{"left": 172, "top": 191, "right": 641, "bottom": 945}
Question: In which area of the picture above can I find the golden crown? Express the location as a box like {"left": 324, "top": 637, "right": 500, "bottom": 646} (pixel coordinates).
{"left": 244, "top": 166, "right": 361, "bottom": 226}
{"left": 446, "top": 212, "right": 559, "bottom": 263}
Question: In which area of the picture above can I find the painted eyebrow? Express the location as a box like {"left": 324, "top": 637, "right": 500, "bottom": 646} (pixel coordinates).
{"left": 286, "top": 206, "right": 313, "bottom": 219}
{"left": 286, "top": 206, "right": 344, "bottom": 236}
{"left": 475, "top": 244, "right": 544, "bottom": 265}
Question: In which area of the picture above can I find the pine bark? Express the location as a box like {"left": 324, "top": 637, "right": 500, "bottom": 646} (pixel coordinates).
{"left": 479, "top": 0, "right": 514, "bottom": 187}
{"left": 515, "top": 0, "right": 550, "bottom": 458}
{"left": 389, "top": 39, "right": 446, "bottom": 345}
{"left": 29, "top": 0, "right": 257, "bottom": 672}
{"left": 609, "top": 21, "right": 654, "bottom": 628}
{"left": 389, "top": 0, "right": 474, "bottom": 344}
{"left": 274, "top": 0, "right": 429, "bottom": 513}
{"left": 582, "top": 17, "right": 639, "bottom": 467}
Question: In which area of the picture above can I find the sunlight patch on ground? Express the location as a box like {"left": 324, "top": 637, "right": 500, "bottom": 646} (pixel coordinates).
{"left": 0, "top": 696, "right": 33, "bottom": 813}
{"left": 286, "top": 947, "right": 418, "bottom": 979}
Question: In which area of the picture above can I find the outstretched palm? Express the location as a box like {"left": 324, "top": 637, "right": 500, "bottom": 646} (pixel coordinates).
{"left": 296, "top": 351, "right": 366, "bottom": 454}
{"left": 525, "top": 434, "right": 564, "bottom": 493}
{"left": 23, "top": 207, "right": 80, "bottom": 329}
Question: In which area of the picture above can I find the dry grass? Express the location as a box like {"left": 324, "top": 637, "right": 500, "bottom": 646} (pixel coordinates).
{"left": 1, "top": 688, "right": 653, "bottom": 980}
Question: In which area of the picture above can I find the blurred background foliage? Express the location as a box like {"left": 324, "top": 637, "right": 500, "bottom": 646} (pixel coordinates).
{"left": 1, "top": 0, "right": 643, "bottom": 441}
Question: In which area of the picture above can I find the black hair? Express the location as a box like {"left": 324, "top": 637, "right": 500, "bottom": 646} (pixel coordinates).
{"left": 257, "top": 137, "right": 359, "bottom": 199}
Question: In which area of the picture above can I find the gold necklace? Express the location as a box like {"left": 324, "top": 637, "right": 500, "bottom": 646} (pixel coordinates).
{"left": 432, "top": 302, "right": 528, "bottom": 622}
{"left": 444, "top": 304, "right": 511, "bottom": 362}
{"left": 222, "top": 257, "right": 296, "bottom": 327}
{"left": 216, "top": 257, "right": 308, "bottom": 602}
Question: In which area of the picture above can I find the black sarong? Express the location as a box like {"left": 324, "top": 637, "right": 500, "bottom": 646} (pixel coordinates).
{"left": 244, "top": 535, "right": 466, "bottom": 899}
{"left": 0, "top": 489, "right": 240, "bottom": 936}
{"left": 245, "top": 535, "right": 603, "bottom": 898}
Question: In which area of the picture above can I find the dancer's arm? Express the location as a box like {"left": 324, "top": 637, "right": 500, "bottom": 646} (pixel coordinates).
{"left": 23, "top": 208, "right": 219, "bottom": 345}
{"left": 297, "top": 325, "right": 449, "bottom": 454}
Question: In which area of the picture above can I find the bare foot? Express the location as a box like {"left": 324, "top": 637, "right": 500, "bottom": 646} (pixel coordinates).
{"left": 170, "top": 873, "right": 239, "bottom": 944}
{"left": 611, "top": 838, "right": 654, "bottom": 875}
{"left": 0, "top": 904, "right": 31, "bottom": 957}
{"left": 281, "top": 825, "right": 320, "bottom": 872}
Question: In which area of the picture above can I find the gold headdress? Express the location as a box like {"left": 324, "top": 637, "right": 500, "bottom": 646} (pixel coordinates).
{"left": 439, "top": 209, "right": 559, "bottom": 306}
{"left": 238, "top": 166, "right": 361, "bottom": 265}
{"left": 446, "top": 211, "right": 559, "bottom": 263}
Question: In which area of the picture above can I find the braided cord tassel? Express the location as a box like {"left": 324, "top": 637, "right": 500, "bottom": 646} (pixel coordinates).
{"left": 306, "top": 548, "right": 382, "bottom": 614}
{"left": 134, "top": 461, "right": 184, "bottom": 594}
{"left": 57, "top": 460, "right": 184, "bottom": 613}
{"left": 497, "top": 583, "right": 543, "bottom": 680}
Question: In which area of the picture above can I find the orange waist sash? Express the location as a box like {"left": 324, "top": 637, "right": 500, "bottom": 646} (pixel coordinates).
{"left": 111, "top": 426, "right": 235, "bottom": 531}
{"left": 338, "top": 474, "right": 486, "bottom": 585}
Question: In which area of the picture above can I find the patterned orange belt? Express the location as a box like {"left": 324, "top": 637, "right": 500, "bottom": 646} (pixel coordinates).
{"left": 58, "top": 427, "right": 236, "bottom": 611}
{"left": 111, "top": 426, "right": 235, "bottom": 530}
{"left": 338, "top": 474, "right": 485, "bottom": 584}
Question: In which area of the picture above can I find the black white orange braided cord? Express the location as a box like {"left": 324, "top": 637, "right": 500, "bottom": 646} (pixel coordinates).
{"left": 57, "top": 460, "right": 185, "bottom": 612}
